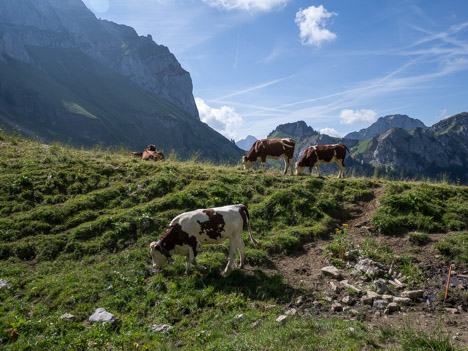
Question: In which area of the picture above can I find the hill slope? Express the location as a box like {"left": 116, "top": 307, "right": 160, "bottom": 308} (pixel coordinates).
{"left": 0, "top": 0, "right": 243, "bottom": 161}
{"left": 1, "top": 132, "right": 467, "bottom": 349}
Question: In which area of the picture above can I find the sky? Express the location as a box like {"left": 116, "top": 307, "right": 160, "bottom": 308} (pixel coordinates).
{"left": 82, "top": 0, "right": 468, "bottom": 141}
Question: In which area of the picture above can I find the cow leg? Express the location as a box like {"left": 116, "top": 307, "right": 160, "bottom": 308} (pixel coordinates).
{"left": 223, "top": 239, "right": 237, "bottom": 275}
{"left": 337, "top": 160, "right": 345, "bottom": 178}
{"left": 188, "top": 247, "right": 206, "bottom": 272}
{"left": 283, "top": 157, "right": 289, "bottom": 174}
{"left": 316, "top": 165, "right": 321, "bottom": 177}
{"left": 185, "top": 254, "right": 192, "bottom": 274}
{"left": 237, "top": 237, "right": 245, "bottom": 269}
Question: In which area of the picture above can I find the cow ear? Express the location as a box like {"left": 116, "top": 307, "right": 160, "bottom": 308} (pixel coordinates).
{"left": 150, "top": 241, "right": 159, "bottom": 249}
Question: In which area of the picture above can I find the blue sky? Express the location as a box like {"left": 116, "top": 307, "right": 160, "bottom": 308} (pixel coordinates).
{"left": 82, "top": 0, "right": 468, "bottom": 140}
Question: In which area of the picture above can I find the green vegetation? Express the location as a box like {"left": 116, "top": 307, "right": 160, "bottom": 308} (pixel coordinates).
{"left": 372, "top": 182, "right": 468, "bottom": 234}
{"left": 0, "top": 132, "right": 466, "bottom": 350}
{"left": 436, "top": 232, "right": 468, "bottom": 264}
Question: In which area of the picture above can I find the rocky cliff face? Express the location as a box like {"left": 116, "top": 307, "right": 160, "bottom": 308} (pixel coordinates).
{"left": 268, "top": 120, "right": 319, "bottom": 138}
{"left": 236, "top": 135, "right": 257, "bottom": 151}
{"left": 355, "top": 113, "right": 468, "bottom": 181}
{"left": 0, "top": 0, "right": 198, "bottom": 118}
{"left": 345, "top": 114, "right": 427, "bottom": 140}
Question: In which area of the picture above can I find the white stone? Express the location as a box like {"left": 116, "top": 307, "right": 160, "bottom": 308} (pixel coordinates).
{"left": 150, "top": 324, "right": 173, "bottom": 333}
{"left": 321, "top": 266, "right": 343, "bottom": 280}
{"left": 88, "top": 308, "right": 119, "bottom": 324}
{"left": 276, "top": 315, "right": 288, "bottom": 324}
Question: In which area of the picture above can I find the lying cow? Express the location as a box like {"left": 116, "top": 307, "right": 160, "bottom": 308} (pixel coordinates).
{"left": 295, "top": 144, "right": 354, "bottom": 178}
{"left": 242, "top": 138, "right": 296, "bottom": 174}
{"left": 132, "top": 144, "right": 165, "bottom": 161}
{"left": 150, "top": 204, "right": 259, "bottom": 275}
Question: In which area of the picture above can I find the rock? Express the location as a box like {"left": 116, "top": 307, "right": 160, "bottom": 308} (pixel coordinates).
{"left": 276, "top": 315, "right": 288, "bottom": 324}
{"left": 393, "top": 297, "right": 412, "bottom": 306}
{"left": 150, "top": 324, "right": 173, "bottom": 333}
{"left": 341, "top": 296, "right": 353, "bottom": 305}
{"left": 235, "top": 314, "right": 245, "bottom": 320}
{"left": 285, "top": 308, "right": 297, "bottom": 316}
{"left": 353, "top": 257, "right": 387, "bottom": 278}
{"left": 251, "top": 320, "right": 261, "bottom": 327}
{"left": 384, "top": 302, "right": 399, "bottom": 314}
{"left": 248, "top": 302, "right": 258, "bottom": 309}
{"left": 361, "top": 295, "right": 374, "bottom": 306}
{"left": 321, "top": 266, "right": 343, "bottom": 280}
{"left": 340, "top": 280, "right": 362, "bottom": 293}
{"left": 400, "top": 290, "right": 424, "bottom": 300}
{"left": 329, "top": 281, "right": 339, "bottom": 293}
{"left": 366, "top": 290, "right": 381, "bottom": 299}
{"left": 295, "top": 296, "right": 304, "bottom": 305}
{"left": 88, "top": 308, "right": 119, "bottom": 325}
{"left": 0, "top": 279, "right": 12, "bottom": 289}
{"left": 373, "top": 299, "right": 389, "bottom": 310}
{"left": 374, "top": 279, "right": 390, "bottom": 294}
{"left": 382, "top": 294, "right": 393, "bottom": 302}
{"left": 444, "top": 308, "right": 459, "bottom": 315}
{"left": 331, "top": 303, "right": 343, "bottom": 312}
{"left": 60, "top": 313, "right": 76, "bottom": 321}
{"left": 264, "top": 304, "right": 277, "bottom": 310}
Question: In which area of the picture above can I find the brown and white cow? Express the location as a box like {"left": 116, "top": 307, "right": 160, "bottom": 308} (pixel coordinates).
{"left": 150, "top": 204, "right": 259, "bottom": 275}
{"left": 242, "top": 138, "right": 296, "bottom": 174}
{"left": 132, "top": 144, "right": 165, "bottom": 161}
{"left": 295, "top": 144, "right": 354, "bottom": 178}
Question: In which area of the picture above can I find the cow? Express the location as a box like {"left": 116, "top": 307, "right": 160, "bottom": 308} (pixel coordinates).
{"left": 295, "top": 144, "right": 354, "bottom": 178}
{"left": 242, "top": 138, "right": 296, "bottom": 175}
{"left": 150, "top": 204, "right": 259, "bottom": 275}
{"left": 132, "top": 144, "right": 165, "bottom": 161}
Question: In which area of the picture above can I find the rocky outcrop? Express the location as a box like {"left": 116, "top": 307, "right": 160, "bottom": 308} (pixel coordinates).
{"left": 268, "top": 121, "right": 318, "bottom": 138}
{"left": 345, "top": 114, "right": 427, "bottom": 140}
{"left": 0, "top": 0, "right": 198, "bottom": 118}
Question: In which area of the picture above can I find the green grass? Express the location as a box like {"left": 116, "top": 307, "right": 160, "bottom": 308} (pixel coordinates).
{"left": 0, "top": 131, "right": 467, "bottom": 350}
{"left": 435, "top": 232, "right": 468, "bottom": 264}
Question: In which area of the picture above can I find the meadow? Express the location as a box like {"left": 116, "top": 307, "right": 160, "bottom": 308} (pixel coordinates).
{"left": 1, "top": 131, "right": 467, "bottom": 350}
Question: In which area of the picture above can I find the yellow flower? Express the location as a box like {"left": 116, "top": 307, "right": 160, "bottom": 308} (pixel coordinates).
{"left": 342, "top": 223, "right": 348, "bottom": 227}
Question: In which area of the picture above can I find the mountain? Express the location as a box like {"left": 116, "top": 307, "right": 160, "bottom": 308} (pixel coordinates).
{"left": 267, "top": 113, "right": 468, "bottom": 183}
{"left": 345, "top": 114, "right": 427, "bottom": 140}
{"left": 236, "top": 135, "right": 257, "bottom": 151}
{"left": 268, "top": 120, "right": 319, "bottom": 139}
{"left": 355, "top": 113, "right": 468, "bottom": 181}
{"left": 0, "top": 0, "right": 243, "bottom": 162}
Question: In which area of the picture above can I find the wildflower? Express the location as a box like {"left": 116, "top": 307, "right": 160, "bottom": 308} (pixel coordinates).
{"left": 342, "top": 223, "right": 348, "bottom": 227}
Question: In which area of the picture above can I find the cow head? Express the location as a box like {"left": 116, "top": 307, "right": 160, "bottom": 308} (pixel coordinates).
{"left": 242, "top": 156, "right": 252, "bottom": 170}
{"left": 295, "top": 162, "right": 306, "bottom": 175}
{"left": 147, "top": 144, "right": 156, "bottom": 151}
{"left": 149, "top": 241, "right": 172, "bottom": 269}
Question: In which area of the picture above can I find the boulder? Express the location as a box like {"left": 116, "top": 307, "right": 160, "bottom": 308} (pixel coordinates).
{"left": 400, "top": 290, "right": 424, "bottom": 300}
{"left": 321, "top": 266, "right": 343, "bottom": 280}
{"left": 373, "top": 299, "right": 389, "bottom": 310}
{"left": 393, "top": 297, "right": 412, "bottom": 306}
{"left": 88, "top": 308, "right": 119, "bottom": 325}
{"left": 60, "top": 313, "right": 76, "bottom": 321}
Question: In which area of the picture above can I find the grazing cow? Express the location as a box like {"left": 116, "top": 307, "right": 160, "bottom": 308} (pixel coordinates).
{"left": 242, "top": 138, "right": 296, "bottom": 174}
{"left": 132, "top": 144, "right": 165, "bottom": 161}
{"left": 150, "top": 204, "right": 259, "bottom": 275}
{"left": 295, "top": 144, "right": 354, "bottom": 178}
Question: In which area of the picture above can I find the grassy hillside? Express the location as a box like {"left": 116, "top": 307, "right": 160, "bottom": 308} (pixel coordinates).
{"left": 1, "top": 131, "right": 467, "bottom": 350}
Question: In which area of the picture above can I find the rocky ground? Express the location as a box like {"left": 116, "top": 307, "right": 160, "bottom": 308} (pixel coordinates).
{"left": 255, "top": 185, "right": 468, "bottom": 346}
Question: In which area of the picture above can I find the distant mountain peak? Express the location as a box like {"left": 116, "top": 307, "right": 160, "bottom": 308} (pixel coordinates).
{"left": 236, "top": 135, "right": 257, "bottom": 151}
{"left": 345, "top": 114, "right": 427, "bottom": 140}
{"left": 268, "top": 120, "right": 319, "bottom": 138}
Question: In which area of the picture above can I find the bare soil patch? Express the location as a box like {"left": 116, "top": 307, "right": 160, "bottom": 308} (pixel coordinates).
{"left": 262, "top": 184, "right": 468, "bottom": 346}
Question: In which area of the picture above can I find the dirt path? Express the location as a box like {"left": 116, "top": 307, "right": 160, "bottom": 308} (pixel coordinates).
{"left": 258, "top": 184, "right": 468, "bottom": 347}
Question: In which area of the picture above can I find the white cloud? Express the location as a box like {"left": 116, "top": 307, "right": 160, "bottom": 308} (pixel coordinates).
{"left": 438, "top": 109, "right": 450, "bottom": 120}
{"left": 320, "top": 127, "right": 342, "bottom": 137}
{"left": 202, "top": 0, "right": 289, "bottom": 12}
{"left": 295, "top": 5, "right": 337, "bottom": 47}
{"left": 339, "top": 109, "right": 377, "bottom": 124}
{"left": 195, "top": 97, "right": 243, "bottom": 139}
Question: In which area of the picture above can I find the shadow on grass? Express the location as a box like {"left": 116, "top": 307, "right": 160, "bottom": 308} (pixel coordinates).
{"left": 197, "top": 269, "right": 299, "bottom": 303}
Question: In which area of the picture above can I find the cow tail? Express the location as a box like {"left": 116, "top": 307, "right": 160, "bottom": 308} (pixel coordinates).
{"left": 343, "top": 144, "right": 356, "bottom": 159}
{"left": 241, "top": 205, "right": 260, "bottom": 246}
